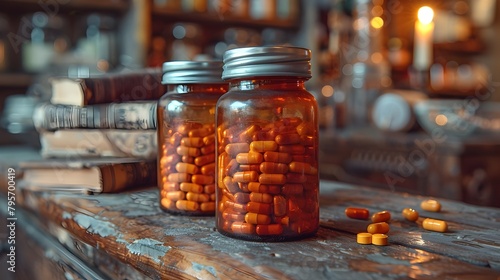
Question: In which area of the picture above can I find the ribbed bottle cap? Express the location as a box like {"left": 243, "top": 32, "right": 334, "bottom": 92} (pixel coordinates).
{"left": 222, "top": 46, "right": 312, "bottom": 80}
{"left": 162, "top": 61, "right": 224, "bottom": 84}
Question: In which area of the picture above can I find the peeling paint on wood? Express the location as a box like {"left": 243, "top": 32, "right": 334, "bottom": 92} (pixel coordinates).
{"left": 126, "top": 238, "right": 170, "bottom": 263}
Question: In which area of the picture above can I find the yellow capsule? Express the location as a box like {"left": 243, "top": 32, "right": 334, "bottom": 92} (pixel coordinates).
{"left": 233, "top": 171, "right": 259, "bottom": 183}
{"left": 356, "top": 232, "right": 372, "bottom": 245}
{"left": 249, "top": 192, "right": 273, "bottom": 203}
{"left": 421, "top": 199, "right": 442, "bottom": 212}
{"left": 247, "top": 201, "right": 273, "bottom": 215}
{"left": 263, "top": 151, "right": 292, "bottom": 164}
{"left": 245, "top": 213, "right": 271, "bottom": 225}
{"left": 179, "top": 182, "right": 203, "bottom": 193}
{"left": 194, "top": 153, "right": 215, "bottom": 167}
{"left": 234, "top": 192, "right": 251, "bottom": 204}
{"left": 175, "top": 200, "right": 199, "bottom": 211}
{"left": 260, "top": 162, "right": 288, "bottom": 174}
{"left": 176, "top": 146, "right": 200, "bottom": 157}
{"left": 402, "top": 208, "right": 419, "bottom": 222}
{"left": 186, "top": 192, "right": 210, "bottom": 202}
{"left": 259, "top": 173, "right": 286, "bottom": 184}
{"left": 225, "top": 143, "right": 250, "bottom": 157}
{"left": 275, "top": 133, "right": 302, "bottom": 145}
{"left": 180, "top": 137, "right": 204, "bottom": 147}
{"left": 167, "top": 173, "right": 191, "bottom": 183}
{"left": 278, "top": 144, "right": 305, "bottom": 155}
{"left": 192, "top": 174, "right": 214, "bottom": 185}
{"left": 367, "top": 222, "right": 390, "bottom": 234}
{"left": 250, "top": 141, "right": 278, "bottom": 152}
{"left": 288, "top": 161, "right": 317, "bottom": 175}
{"left": 160, "top": 198, "right": 176, "bottom": 210}
{"left": 200, "top": 202, "right": 215, "bottom": 212}
{"left": 166, "top": 191, "right": 185, "bottom": 201}
{"left": 422, "top": 218, "right": 448, "bottom": 232}
{"left": 175, "top": 162, "right": 199, "bottom": 174}
{"left": 231, "top": 222, "right": 255, "bottom": 235}
{"left": 256, "top": 224, "right": 283, "bottom": 235}
{"left": 236, "top": 152, "right": 263, "bottom": 164}
{"left": 273, "top": 195, "right": 287, "bottom": 217}
{"left": 372, "top": 233, "right": 388, "bottom": 246}
{"left": 201, "top": 162, "right": 215, "bottom": 175}
{"left": 371, "top": 211, "right": 391, "bottom": 223}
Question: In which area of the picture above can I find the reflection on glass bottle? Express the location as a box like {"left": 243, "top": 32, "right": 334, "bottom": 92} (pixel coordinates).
{"left": 22, "top": 12, "right": 69, "bottom": 73}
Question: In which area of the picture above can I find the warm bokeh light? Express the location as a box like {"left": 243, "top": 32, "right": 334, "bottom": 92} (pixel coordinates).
{"left": 321, "top": 85, "right": 334, "bottom": 97}
{"left": 370, "top": 17, "right": 384, "bottom": 29}
{"left": 418, "top": 6, "right": 434, "bottom": 24}
{"left": 435, "top": 114, "right": 448, "bottom": 126}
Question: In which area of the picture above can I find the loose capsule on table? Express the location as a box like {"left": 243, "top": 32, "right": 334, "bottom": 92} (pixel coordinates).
{"left": 420, "top": 199, "right": 441, "bottom": 212}
{"left": 345, "top": 207, "right": 370, "bottom": 220}
{"left": 367, "top": 222, "right": 390, "bottom": 234}
{"left": 215, "top": 46, "right": 319, "bottom": 242}
{"left": 158, "top": 61, "right": 227, "bottom": 215}
{"left": 371, "top": 211, "right": 391, "bottom": 223}
{"left": 402, "top": 208, "right": 419, "bottom": 222}
{"left": 422, "top": 218, "right": 448, "bottom": 232}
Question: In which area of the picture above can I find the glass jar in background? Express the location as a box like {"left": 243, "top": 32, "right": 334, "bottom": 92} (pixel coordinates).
{"left": 216, "top": 46, "right": 320, "bottom": 241}
{"left": 22, "top": 12, "right": 69, "bottom": 73}
{"left": 158, "top": 61, "right": 227, "bottom": 215}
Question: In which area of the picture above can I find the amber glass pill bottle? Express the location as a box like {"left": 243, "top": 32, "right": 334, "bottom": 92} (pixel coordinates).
{"left": 158, "top": 61, "right": 227, "bottom": 215}
{"left": 215, "top": 46, "right": 320, "bottom": 241}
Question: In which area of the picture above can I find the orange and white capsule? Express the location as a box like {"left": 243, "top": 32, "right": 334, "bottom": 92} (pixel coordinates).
{"left": 231, "top": 222, "right": 255, "bottom": 235}
{"left": 175, "top": 162, "right": 199, "bottom": 174}
{"left": 233, "top": 171, "right": 259, "bottom": 183}
{"left": 256, "top": 224, "right": 283, "bottom": 235}
{"left": 179, "top": 182, "right": 203, "bottom": 193}
{"left": 245, "top": 213, "right": 271, "bottom": 225}
{"left": 225, "top": 143, "right": 250, "bottom": 157}
{"left": 260, "top": 162, "right": 288, "bottom": 174}
{"left": 236, "top": 152, "right": 263, "bottom": 164}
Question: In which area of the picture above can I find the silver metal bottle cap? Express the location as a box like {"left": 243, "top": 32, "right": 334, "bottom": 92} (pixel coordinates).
{"left": 221, "top": 46, "right": 312, "bottom": 80}
{"left": 162, "top": 61, "right": 224, "bottom": 84}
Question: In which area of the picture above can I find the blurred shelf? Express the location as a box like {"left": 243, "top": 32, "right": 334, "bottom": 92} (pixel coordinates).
{"left": 0, "top": 0, "right": 129, "bottom": 14}
{"left": 0, "top": 73, "right": 34, "bottom": 90}
{"left": 152, "top": 9, "right": 300, "bottom": 30}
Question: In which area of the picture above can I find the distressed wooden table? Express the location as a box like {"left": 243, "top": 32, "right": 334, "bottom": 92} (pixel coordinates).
{"left": 2, "top": 180, "right": 500, "bottom": 279}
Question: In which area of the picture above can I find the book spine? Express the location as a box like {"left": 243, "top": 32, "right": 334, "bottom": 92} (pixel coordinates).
{"left": 99, "top": 160, "right": 157, "bottom": 193}
{"left": 33, "top": 102, "right": 157, "bottom": 131}
{"left": 85, "top": 68, "right": 165, "bottom": 105}
{"left": 39, "top": 130, "right": 157, "bottom": 159}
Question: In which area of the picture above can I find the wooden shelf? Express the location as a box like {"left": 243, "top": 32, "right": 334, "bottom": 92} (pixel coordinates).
{"left": 152, "top": 9, "right": 300, "bottom": 30}
{"left": 0, "top": 0, "right": 129, "bottom": 14}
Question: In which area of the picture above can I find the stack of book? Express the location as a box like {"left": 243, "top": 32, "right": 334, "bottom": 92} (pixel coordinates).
{"left": 20, "top": 68, "right": 164, "bottom": 194}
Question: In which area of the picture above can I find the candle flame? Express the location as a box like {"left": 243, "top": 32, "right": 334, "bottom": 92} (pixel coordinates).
{"left": 418, "top": 6, "right": 434, "bottom": 24}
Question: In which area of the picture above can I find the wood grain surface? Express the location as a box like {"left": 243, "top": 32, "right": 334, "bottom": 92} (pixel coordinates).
{"left": 4, "top": 180, "right": 500, "bottom": 280}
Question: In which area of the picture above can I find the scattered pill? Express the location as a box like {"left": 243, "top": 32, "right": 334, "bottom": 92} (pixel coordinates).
{"left": 357, "top": 232, "right": 372, "bottom": 244}
{"left": 372, "top": 234, "right": 388, "bottom": 246}
{"left": 402, "top": 208, "right": 419, "bottom": 222}
{"left": 422, "top": 218, "right": 448, "bottom": 232}
{"left": 420, "top": 199, "right": 441, "bottom": 212}
{"left": 345, "top": 207, "right": 370, "bottom": 220}
{"left": 367, "top": 222, "right": 390, "bottom": 234}
{"left": 371, "top": 211, "right": 391, "bottom": 223}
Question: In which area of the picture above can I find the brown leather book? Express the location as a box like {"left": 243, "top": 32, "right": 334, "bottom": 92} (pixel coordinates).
{"left": 50, "top": 68, "right": 165, "bottom": 106}
{"left": 18, "top": 158, "right": 157, "bottom": 194}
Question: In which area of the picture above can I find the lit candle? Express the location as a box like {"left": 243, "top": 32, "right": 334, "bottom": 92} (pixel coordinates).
{"left": 413, "top": 6, "right": 434, "bottom": 71}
